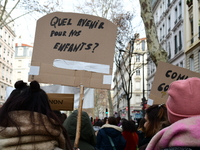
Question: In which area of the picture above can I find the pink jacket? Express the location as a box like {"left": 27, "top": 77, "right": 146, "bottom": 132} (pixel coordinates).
{"left": 146, "top": 116, "right": 200, "bottom": 150}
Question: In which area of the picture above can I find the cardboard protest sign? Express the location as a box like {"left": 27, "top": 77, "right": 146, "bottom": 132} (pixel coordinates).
{"left": 41, "top": 84, "right": 94, "bottom": 109}
{"left": 149, "top": 61, "right": 200, "bottom": 104}
{"left": 28, "top": 12, "right": 117, "bottom": 89}
{"left": 47, "top": 93, "right": 74, "bottom": 111}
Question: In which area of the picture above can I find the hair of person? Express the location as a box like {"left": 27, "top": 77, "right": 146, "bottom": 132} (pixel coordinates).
{"left": 0, "top": 80, "right": 72, "bottom": 150}
{"left": 145, "top": 104, "right": 170, "bottom": 137}
{"left": 93, "top": 119, "right": 104, "bottom": 127}
{"left": 137, "top": 118, "right": 146, "bottom": 132}
{"left": 8, "top": 80, "right": 28, "bottom": 98}
{"left": 116, "top": 116, "right": 121, "bottom": 124}
{"left": 108, "top": 116, "right": 118, "bottom": 126}
{"left": 122, "top": 119, "right": 137, "bottom": 133}
{"left": 103, "top": 117, "right": 108, "bottom": 124}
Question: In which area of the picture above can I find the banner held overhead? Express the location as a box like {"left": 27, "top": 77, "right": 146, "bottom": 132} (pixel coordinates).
{"left": 28, "top": 12, "right": 117, "bottom": 89}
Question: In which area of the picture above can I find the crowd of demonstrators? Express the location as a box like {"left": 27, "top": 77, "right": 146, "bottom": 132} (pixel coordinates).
{"left": 121, "top": 119, "right": 138, "bottom": 150}
{"left": 96, "top": 116, "right": 126, "bottom": 150}
{"left": 146, "top": 77, "right": 200, "bottom": 150}
{"left": 8, "top": 77, "right": 200, "bottom": 150}
{"left": 138, "top": 104, "right": 170, "bottom": 150}
{"left": 63, "top": 110, "right": 96, "bottom": 150}
{"left": 0, "top": 80, "right": 72, "bottom": 150}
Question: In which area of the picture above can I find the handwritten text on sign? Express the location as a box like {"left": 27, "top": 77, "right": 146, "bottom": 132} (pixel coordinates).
{"left": 149, "top": 61, "right": 200, "bottom": 105}
{"left": 29, "top": 12, "right": 117, "bottom": 89}
{"left": 50, "top": 17, "right": 104, "bottom": 53}
{"left": 157, "top": 70, "right": 188, "bottom": 98}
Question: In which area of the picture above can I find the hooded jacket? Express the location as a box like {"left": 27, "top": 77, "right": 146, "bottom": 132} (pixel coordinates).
{"left": 96, "top": 124, "right": 126, "bottom": 150}
{"left": 63, "top": 110, "right": 96, "bottom": 150}
{"left": 146, "top": 116, "right": 200, "bottom": 150}
{"left": 0, "top": 111, "right": 66, "bottom": 150}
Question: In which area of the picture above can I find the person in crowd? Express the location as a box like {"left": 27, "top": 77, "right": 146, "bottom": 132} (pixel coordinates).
{"left": 93, "top": 119, "right": 104, "bottom": 135}
{"left": 63, "top": 110, "right": 96, "bottom": 150}
{"left": 146, "top": 77, "right": 200, "bottom": 150}
{"left": 103, "top": 117, "right": 108, "bottom": 125}
{"left": 116, "top": 116, "right": 121, "bottom": 126}
{"left": 137, "top": 118, "right": 146, "bottom": 147}
{"left": 53, "top": 110, "right": 67, "bottom": 124}
{"left": 96, "top": 116, "right": 126, "bottom": 150}
{"left": 118, "top": 118, "right": 126, "bottom": 128}
{"left": 139, "top": 104, "right": 170, "bottom": 150}
{"left": 61, "top": 113, "right": 67, "bottom": 122}
{"left": 121, "top": 119, "right": 138, "bottom": 150}
{"left": 0, "top": 80, "right": 72, "bottom": 150}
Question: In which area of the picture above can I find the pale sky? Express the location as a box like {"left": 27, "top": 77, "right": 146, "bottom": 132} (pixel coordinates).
{"left": 11, "top": 0, "right": 144, "bottom": 45}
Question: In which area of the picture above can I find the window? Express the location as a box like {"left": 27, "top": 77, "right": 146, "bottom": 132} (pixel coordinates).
{"left": 160, "top": 5, "right": 162, "bottom": 15}
{"left": 180, "top": 61, "right": 183, "bottom": 68}
{"left": 190, "top": 18, "right": 194, "bottom": 44}
{"left": 160, "top": 28, "right": 162, "bottom": 41}
{"left": 168, "top": 42, "right": 171, "bottom": 59}
{"left": 168, "top": 0, "right": 170, "bottom": 6}
{"left": 135, "top": 81, "right": 141, "bottom": 90}
{"left": 190, "top": 54, "right": 194, "bottom": 71}
{"left": 175, "top": 7, "right": 178, "bottom": 24}
{"left": 141, "top": 40, "right": 145, "bottom": 51}
{"left": 174, "top": 35, "right": 178, "bottom": 54}
{"left": 136, "top": 69, "right": 140, "bottom": 76}
{"left": 163, "top": 24, "right": 165, "bottom": 38}
{"left": 179, "top": 31, "right": 182, "bottom": 50}
{"left": 136, "top": 55, "right": 140, "bottom": 62}
{"left": 168, "top": 15, "right": 171, "bottom": 32}
{"left": 179, "top": 2, "right": 182, "bottom": 19}
{"left": 17, "top": 47, "right": 23, "bottom": 56}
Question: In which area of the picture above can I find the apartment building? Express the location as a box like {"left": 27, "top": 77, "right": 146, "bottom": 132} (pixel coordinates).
{"left": 185, "top": 0, "right": 200, "bottom": 72}
{"left": 113, "top": 37, "right": 148, "bottom": 120}
{"left": 13, "top": 43, "right": 33, "bottom": 84}
{"left": 0, "top": 11, "right": 15, "bottom": 104}
{"left": 148, "top": 0, "right": 185, "bottom": 93}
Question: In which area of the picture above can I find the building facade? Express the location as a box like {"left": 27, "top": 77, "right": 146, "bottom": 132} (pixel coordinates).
{"left": 113, "top": 37, "right": 148, "bottom": 120}
{"left": 148, "top": 0, "right": 185, "bottom": 94}
{"left": 0, "top": 10, "right": 15, "bottom": 104}
{"left": 185, "top": 0, "right": 200, "bottom": 73}
{"left": 13, "top": 43, "right": 33, "bottom": 83}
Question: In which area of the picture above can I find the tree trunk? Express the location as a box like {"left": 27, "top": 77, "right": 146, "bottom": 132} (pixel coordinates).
{"left": 139, "top": 0, "right": 168, "bottom": 66}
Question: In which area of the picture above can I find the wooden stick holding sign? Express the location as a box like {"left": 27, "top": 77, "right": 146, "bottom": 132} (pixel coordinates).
{"left": 74, "top": 85, "right": 84, "bottom": 149}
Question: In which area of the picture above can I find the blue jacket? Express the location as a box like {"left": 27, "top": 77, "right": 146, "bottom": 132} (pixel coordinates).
{"left": 96, "top": 124, "right": 126, "bottom": 150}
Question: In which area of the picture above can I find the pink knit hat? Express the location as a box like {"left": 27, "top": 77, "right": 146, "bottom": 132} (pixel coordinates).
{"left": 166, "top": 77, "right": 200, "bottom": 123}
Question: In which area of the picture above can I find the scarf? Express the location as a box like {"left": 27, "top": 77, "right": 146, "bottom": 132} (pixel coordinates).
{"left": 0, "top": 111, "right": 66, "bottom": 150}
{"left": 146, "top": 116, "right": 200, "bottom": 150}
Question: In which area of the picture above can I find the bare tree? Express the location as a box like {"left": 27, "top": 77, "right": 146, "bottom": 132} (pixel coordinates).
{"left": 115, "top": 33, "right": 144, "bottom": 120}
{"left": 139, "top": 0, "right": 168, "bottom": 66}
{"left": 0, "top": 0, "right": 63, "bottom": 28}
{"left": 74, "top": 0, "right": 137, "bottom": 118}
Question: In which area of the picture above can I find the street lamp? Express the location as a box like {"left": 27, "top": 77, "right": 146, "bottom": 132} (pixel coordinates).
{"left": 133, "top": 52, "right": 146, "bottom": 117}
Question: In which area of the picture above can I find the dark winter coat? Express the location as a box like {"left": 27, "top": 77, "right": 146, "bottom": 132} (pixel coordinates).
{"left": 96, "top": 124, "right": 126, "bottom": 150}
{"left": 63, "top": 110, "right": 96, "bottom": 150}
